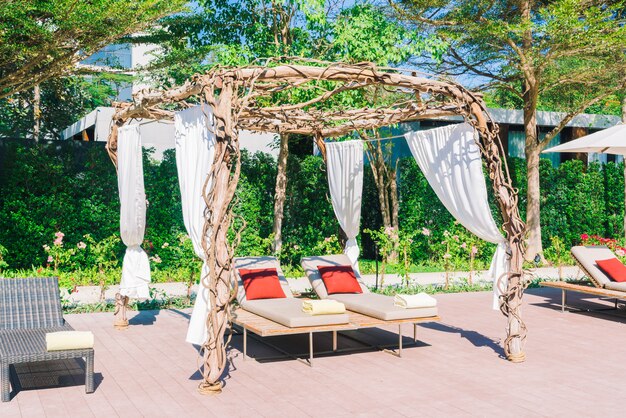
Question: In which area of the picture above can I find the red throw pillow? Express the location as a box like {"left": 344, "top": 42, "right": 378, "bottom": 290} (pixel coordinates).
{"left": 317, "top": 265, "right": 363, "bottom": 294}
{"left": 239, "top": 268, "right": 286, "bottom": 300}
{"left": 596, "top": 258, "right": 626, "bottom": 282}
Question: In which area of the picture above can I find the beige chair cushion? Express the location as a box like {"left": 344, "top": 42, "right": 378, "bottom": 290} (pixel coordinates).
{"left": 300, "top": 254, "right": 369, "bottom": 299}
{"left": 571, "top": 246, "right": 616, "bottom": 287}
{"left": 603, "top": 281, "right": 626, "bottom": 292}
{"left": 329, "top": 293, "right": 438, "bottom": 321}
{"left": 234, "top": 256, "right": 293, "bottom": 304}
{"left": 241, "top": 298, "right": 350, "bottom": 328}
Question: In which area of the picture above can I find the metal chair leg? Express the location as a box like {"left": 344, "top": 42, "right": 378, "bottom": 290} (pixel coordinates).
{"left": 1, "top": 361, "right": 11, "bottom": 402}
{"left": 243, "top": 327, "right": 247, "bottom": 360}
{"left": 398, "top": 324, "right": 403, "bottom": 358}
{"left": 309, "top": 332, "right": 313, "bottom": 366}
{"left": 85, "top": 353, "right": 94, "bottom": 394}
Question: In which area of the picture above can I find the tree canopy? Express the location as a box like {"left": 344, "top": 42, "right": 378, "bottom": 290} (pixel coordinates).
{"left": 0, "top": 0, "right": 186, "bottom": 100}
{"left": 391, "top": 0, "right": 626, "bottom": 259}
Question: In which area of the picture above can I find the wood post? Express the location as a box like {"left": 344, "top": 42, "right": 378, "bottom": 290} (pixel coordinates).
{"left": 104, "top": 62, "right": 530, "bottom": 392}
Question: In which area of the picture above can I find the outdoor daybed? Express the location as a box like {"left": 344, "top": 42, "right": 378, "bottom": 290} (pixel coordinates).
{"left": 540, "top": 245, "right": 626, "bottom": 312}
{"left": 0, "top": 277, "right": 95, "bottom": 402}
{"left": 300, "top": 254, "right": 440, "bottom": 353}
{"left": 232, "top": 256, "right": 354, "bottom": 364}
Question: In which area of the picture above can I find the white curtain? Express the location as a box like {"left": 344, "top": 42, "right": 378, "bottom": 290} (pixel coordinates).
{"left": 325, "top": 140, "right": 364, "bottom": 272}
{"left": 405, "top": 123, "right": 509, "bottom": 310}
{"left": 117, "top": 125, "right": 151, "bottom": 299}
{"left": 175, "top": 105, "right": 216, "bottom": 345}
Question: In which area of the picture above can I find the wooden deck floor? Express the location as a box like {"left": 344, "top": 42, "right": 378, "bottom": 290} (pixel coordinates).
{"left": 2, "top": 287, "right": 626, "bottom": 417}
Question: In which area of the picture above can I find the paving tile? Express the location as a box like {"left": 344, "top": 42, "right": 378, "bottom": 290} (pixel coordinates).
{"left": 4, "top": 288, "right": 626, "bottom": 416}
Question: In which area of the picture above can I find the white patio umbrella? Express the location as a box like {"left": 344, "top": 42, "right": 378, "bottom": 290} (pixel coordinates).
{"left": 543, "top": 123, "right": 626, "bottom": 238}
{"left": 542, "top": 123, "right": 626, "bottom": 155}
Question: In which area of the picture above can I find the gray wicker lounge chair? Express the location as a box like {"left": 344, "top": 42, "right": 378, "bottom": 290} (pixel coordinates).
{"left": 0, "top": 277, "right": 94, "bottom": 402}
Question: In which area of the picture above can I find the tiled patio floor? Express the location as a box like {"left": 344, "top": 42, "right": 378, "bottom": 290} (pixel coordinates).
{"left": 2, "top": 287, "right": 626, "bottom": 417}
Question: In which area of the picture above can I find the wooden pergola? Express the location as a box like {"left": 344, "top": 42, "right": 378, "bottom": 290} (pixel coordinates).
{"left": 106, "top": 60, "right": 527, "bottom": 393}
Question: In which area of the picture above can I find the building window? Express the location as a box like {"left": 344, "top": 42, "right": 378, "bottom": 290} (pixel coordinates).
{"left": 508, "top": 129, "right": 561, "bottom": 166}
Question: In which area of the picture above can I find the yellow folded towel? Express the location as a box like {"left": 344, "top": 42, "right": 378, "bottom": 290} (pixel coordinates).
{"left": 394, "top": 293, "right": 437, "bottom": 309}
{"left": 46, "top": 331, "right": 95, "bottom": 351}
{"left": 302, "top": 299, "right": 346, "bottom": 315}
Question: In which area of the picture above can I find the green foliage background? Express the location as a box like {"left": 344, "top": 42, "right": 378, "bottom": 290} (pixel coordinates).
{"left": 0, "top": 139, "right": 624, "bottom": 279}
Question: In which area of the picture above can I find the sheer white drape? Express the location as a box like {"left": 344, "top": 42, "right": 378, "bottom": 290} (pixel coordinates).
{"left": 118, "top": 125, "right": 151, "bottom": 299}
{"left": 405, "top": 123, "right": 509, "bottom": 309}
{"left": 175, "top": 105, "right": 216, "bottom": 345}
{"left": 326, "top": 140, "right": 364, "bottom": 272}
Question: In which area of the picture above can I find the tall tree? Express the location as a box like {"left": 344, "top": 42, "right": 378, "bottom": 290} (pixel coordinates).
{"left": 392, "top": 0, "right": 626, "bottom": 260}
{"left": 0, "top": 0, "right": 185, "bottom": 99}
{"left": 152, "top": 1, "right": 442, "bottom": 254}
{"left": 0, "top": 75, "right": 117, "bottom": 140}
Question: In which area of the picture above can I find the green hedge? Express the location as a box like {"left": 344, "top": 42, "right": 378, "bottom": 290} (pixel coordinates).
{"left": 0, "top": 139, "right": 624, "bottom": 274}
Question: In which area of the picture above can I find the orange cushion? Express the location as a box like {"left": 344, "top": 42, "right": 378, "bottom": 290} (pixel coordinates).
{"left": 317, "top": 265, "right": 363, "bottom": 294}
{"left": 239, "top": 268, "right": 286, "bottom": 300}
{"left": 596, "top": 258, "right": 626, "bottom": 282}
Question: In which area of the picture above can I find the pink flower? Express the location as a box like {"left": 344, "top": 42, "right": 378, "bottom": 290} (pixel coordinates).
{"left": 443, "top": 253, "right": 451, "bottom": 259}
{"left": 471, "top": 245, "right": 479, "bottom": 255}
{"left": 77, "top": 242, "right": 87, "bottom": 249}
{"left": 42, "top": 244, "right": 50, "bottom": 251}
{"left": 421, "top": 228, "right": 431, "bottom": 237}
{"left": 150, "top": 254, "right": 162, "bottom": 264}
{"left": 47, "top": 255, "right": 53, "bottom": 263}
{"left": 324, "top": 237, "right": 332, "bottom": 243}
{"left": 580, "top": 233, "right": 589, "bottom": 240}
{"left": 461, "top": 242, "right": 467, "bottom": 249}
{"left": 617, "top": 249, "right": 626, "bottom": 257}
{"left": 53, "top": 232, "right": 64, "bottom": 246}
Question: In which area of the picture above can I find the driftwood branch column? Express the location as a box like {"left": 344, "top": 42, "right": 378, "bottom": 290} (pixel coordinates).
{"left": 106, "top": 60, "right": 528, "bottom": 391}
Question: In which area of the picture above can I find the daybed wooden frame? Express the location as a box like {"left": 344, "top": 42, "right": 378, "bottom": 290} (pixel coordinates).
{"left": 232, "top": 307, "right": 441, "bottom": 366}
{"left": 539, "top": 281, "right": 623, "bottom": 312}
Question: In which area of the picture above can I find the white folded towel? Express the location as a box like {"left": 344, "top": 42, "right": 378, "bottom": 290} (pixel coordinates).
{"left": 46, "top": 331, "right": 94, "bottom": 351}
{"left": 302, "top": 299, "right": 346, "bottom": 315}
{"left": 394, "top": 293, "right": 437, "bottom": 309}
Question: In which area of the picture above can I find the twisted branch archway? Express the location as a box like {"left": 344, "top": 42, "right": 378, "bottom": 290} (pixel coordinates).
{"left": 106, "top": 60, "right": 527, "bottom": 392}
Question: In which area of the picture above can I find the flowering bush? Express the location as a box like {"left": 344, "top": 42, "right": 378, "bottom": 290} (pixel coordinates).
{"left": 43, "top": 231, "right": 76, "bottom": 272}
{"left": 365, "top": 226, "right": 416, "bottom": 286}
{"left": 580, "top": 233, "right": 626, "bottom": 256}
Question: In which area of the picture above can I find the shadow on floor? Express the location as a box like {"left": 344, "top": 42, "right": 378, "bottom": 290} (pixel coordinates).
{"left": 128, "top": 309, "right": 160, "bottom": 326}
{"left": 419, "top": 322, "right": 505, "bottom": 358}
{"left": 224, "top": 326, "right": 429, "bottom": 366}
{"left": 526, "top": 287, "right": 626, "bottom": 323}
{"left": 9, "top": 359, "right": 103, "bottom": 400}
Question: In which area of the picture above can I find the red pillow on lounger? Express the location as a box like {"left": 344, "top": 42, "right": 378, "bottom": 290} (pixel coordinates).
{"left": 239, "top": 268, "right": 286, "bottom": 300}
{"left": 596, "top": 258, "right": 626, "bottom": 282}
{"left": 317, "top": 265, "right": 363, "bottom": 294}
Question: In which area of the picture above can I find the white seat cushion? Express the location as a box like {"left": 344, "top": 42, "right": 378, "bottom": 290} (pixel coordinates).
{"left": 330, "top": 293, "right": 438, "bottom": 321}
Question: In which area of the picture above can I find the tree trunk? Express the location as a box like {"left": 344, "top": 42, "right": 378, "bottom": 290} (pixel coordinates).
{"left": 622, "top": 96, "right": 626, "bottom": 241}
{"left": 271, "top": 133, "right": 289, "bottom": 254}
{"left": 33, "top": 84, "right": 41, "bottom": 142}
{"left": 523, "top": 83, "right": 544, "bottom": 262}
{"left": 365, "top": 140, "right": 399, "bottom": 262}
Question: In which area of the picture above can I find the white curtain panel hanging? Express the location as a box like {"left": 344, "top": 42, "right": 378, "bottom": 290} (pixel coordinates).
{"left": 325, "top": 140, "right": 364, "bottom": 272}
{"left": 117, "top": 125, "right": 151, "bottom": 300}
{"left": 404, "top": 123, "right": 509, "bottom": 310}
{"left": 175, "top": 104, "right": 216, "bottom": 345}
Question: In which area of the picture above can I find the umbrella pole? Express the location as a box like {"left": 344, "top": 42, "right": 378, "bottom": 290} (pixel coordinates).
{"left": 622, "top": 97, "right": 626, "bottom": 241}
